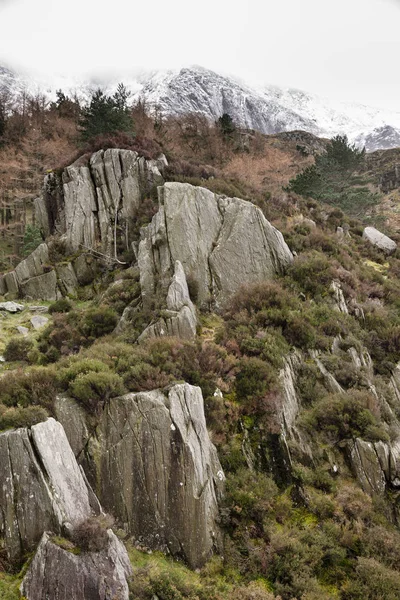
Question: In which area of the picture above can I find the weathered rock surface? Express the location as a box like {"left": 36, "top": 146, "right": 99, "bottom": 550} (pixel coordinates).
{"left": 139, "top": 260, "right": 197, "bottom": 341}
{"left": 363, "top": 226, "right": 397, "bottom": 254}
{"left": 0, "top": 301, "right": 24, "bottom": 312}
{"left": 30, "top": 315, "right": 49, "bottom": 329}
{"left": 55, "top": 395, "right": 90, "bottom": 458}
{"left": 94, "top": 383, "right": 224, "bottom": 568}
{"left": 36, "top": 149, "right": 164, "bottom": 254}
{"left": 21, "top": 530, "right": 132, "bottom": 600}
{"left": 139, "top": 182, "right": 293, "bottom": 310}
{"left": 20, "top": 269, "right": 59, "bottom": 301}
{"left": 0, "top": 418, "right": 93, "bottom": 562}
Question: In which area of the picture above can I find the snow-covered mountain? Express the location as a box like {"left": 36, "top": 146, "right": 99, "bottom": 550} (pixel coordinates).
{"left": 2, "top": 64, "right": 400, "bottom": 151}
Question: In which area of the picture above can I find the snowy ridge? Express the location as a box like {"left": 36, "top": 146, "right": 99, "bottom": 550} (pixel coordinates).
{"left": 2, "top": 64, "right": 400, "bottom": 151}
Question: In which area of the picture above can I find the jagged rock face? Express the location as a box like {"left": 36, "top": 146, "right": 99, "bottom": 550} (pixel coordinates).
{"left": 21, "top": 531, "right": 132, "bottom": 600}
{"left": 363, "top": 226, "right": 397, "bottom": 254}
{"left": 139, "top": 182, "right": 293, "bottom": 309}
{"left": 36, "top": 149, "right": 164, "bottom": 255}
{"left": 0, "top": 418, "right": 94, "bottom": 563}
{"left": 92, "top": 383, "right": 224, "bottom": 569}
{"left": 138, "top": 260, "right": 197, "bottom": 341}
{"left": 0, "top": 243, "right": 60, "bottom": 301}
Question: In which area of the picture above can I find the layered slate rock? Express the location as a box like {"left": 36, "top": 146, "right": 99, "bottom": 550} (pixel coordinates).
{"left": 36, "top": 149, "right": 164, "bottom": 254}
{"left": 21, "top": 531, "right": 132, "bottom": 600}
{"left": 138, "top": 260, "right": 197, "bottom": 341}
{"left": 363, "top": 226, "right": 397, "bottom": 254}
{"left": 95, "top": 383, "right": 224, "bottom": 568}
{"left": 139, "top": 182, "right": 293, "bottom": 310}
{"left": 0, "top": 418, "right": 93, "bottom": 563}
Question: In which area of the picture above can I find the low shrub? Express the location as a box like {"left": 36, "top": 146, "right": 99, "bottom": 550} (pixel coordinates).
{"left": 0, "top": 405, "right": 48, "bottom": 431}
{"left": 70, "top": 371, "right": 126, "bottom": 412}
{"left": 48, "top": 298, "right": 73, "bottom": 314}
{"left": 0, "top": 367, "right": 57, "bottom": 411}
{"left": 80, "top": 307, "right": 118, "bottom": 339}
{"left": 4, "top": 337, "right": 33, "bottom": 362}
{"left": 301, "top": 390, "right": 388, "bottom": 442}
{"left": 71, "top": 515, "right": 114, "bottom": 552}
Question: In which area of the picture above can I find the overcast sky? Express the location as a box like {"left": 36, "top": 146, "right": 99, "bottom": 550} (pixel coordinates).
{"left": 0, "top": 0, "right": 399, "bottom": 111}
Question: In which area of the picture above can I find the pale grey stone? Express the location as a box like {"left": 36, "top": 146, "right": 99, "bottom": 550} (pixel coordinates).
{"left": 0, "top": 301, "right": 24, "bottom": 312}
{"left": 16, "top": 325, "right": 29, "bottom": 336}
{"left": 363, "top": 226, "right": 397, "bottom": 254}
{"left": 30, "top": 315, "right": 49, "bottom": 330}
{"left": 20, "top": 270, "right": 59, "bottom": 301}
{"left": 95, "top": 383, "right": 224, "bottom": 568}
{"left": 56, "top": 262, "right": 78, "bottom": 296}
{"left": 14, "top": 243, "right": 48, "bottom": 283}
{"left": 20, "top": 530, "right": 132, "bottom": 600}
{"left": 0, "top": 418, "right": 93, "bottom": 563}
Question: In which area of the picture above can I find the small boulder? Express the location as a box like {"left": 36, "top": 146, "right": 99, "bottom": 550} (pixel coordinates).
{"left": 30, "top": 315, "right": 49, "bottom": 330}
{"left": 363, "top": 226, "right": 397, "bottom": 254}
{"left": 0, "top": 301, "right": 24, "bottom": 313}
{"left": 16, "top": 325, "right": 29, "bottom": 336}
{"left": 20, "top": 530, "right": 132, "bottom": 600}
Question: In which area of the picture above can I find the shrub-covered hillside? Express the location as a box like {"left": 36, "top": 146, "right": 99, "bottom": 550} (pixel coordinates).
{"left": 2, "top": 95, "right": 400, "bottom": 599}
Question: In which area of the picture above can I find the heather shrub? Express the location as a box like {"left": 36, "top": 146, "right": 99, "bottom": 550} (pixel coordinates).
{"left": 80, "top": 307, "right": 118, "bottom": 339}
{"left": 48, "top": 298, "right": 73, "bottom": 314}
{"left": 0, "top": 405, "right": 48, "bottom": 431}
{"left": 58, "top": 358, "right": 110, "bottom": 388}
{"left": 287, "top": 251, "right": 336, "bottom": 296}
{"left": 342, "top": 557, "right": 400, "bottom": 600}
{"left": 38, "top": 312, "right": 84, "bottom": 357}
{"left": 70, "top": 371, "right": 126, "bottom": 412}
{"left": 72, "top": 515, "right": 114, "bottom": 552}
{"left": 4, "top": 337, "right": 34, "bottom": 362}
{"left": 301, "top": 390, "right": 388, "bottom": 442}
{"left": 235, "top": 357, "right": 278, "bottom": 416}
{"left": 0, "top": 367, "right": 57, "bottom": 411}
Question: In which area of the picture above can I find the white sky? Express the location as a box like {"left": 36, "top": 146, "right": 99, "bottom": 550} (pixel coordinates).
{"left": 0, "top": 0, "right": 399, "bottom": 110}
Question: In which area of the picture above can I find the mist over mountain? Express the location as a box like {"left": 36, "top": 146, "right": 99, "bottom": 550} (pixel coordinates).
{"left": 2, "top": 64, "right": 400, "bottom": 151}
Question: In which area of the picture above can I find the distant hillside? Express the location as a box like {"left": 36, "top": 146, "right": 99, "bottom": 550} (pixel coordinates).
{"left": 2, "top": 65, "right": 400, "bottom": 151}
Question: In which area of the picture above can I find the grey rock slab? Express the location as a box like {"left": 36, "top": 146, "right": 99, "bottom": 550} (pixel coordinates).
{"left": 16, "top": 325, "right": 29, "bottom": 336}
{"left": 14, "top": 243, "right": 49, "bottom": 284}
{"left": 0, "top": 418, "right": 94, "bottom": 563}
{"left": 20, "top": 270, "right": 59, "bottom": 301}
{"left": 30, "top": 315, "right": 49, "bottom": 330}
{"left": 20, "top": 530, "right": 132, "bottom": 600}
{"left": 54, "top": 395, "right": 90, "bottom": 458}
{"left": 0, "top": 301, "right": 24, "bottom": 312}
{"left": 138, "top": 182, "right": 293, "bottom": 312}
{"left": 96, "top": 383, "right": 224, "bottom": 568}
{"left": 363, "top": 226, "right": 397, "bottom": 254}
{"left": 31, "top": 418, "right": 93, "bottom": 529}
{"left": 29, "top": 305, "right": 49, "bottom": 313}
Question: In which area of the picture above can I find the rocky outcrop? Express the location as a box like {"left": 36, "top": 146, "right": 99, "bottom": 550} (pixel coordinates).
{"left": 330, "top": 280, "right": 349, "bottom": 314}
{"left": 345, "top": 438, "right": 400, "bottom": 496}
{"left": 92, "top": 383, "right": 224, "bottom": 568}
{"left": 36, "top": 149, "right": 164, "bottom": 255}
{"left": 0, "top": 243, "right": 59, "bottom": 301}
{"left": 21, "top": 530, "right": 132, "bottom": 600}
{"left": 139, "top": 182, "right": 293, "bottom": 310}
{"left": 0, "top": 418, "right": 94, "bottom": 563}
{"left": 139, "top": 260, "right": 197, "bottom": 341}
{"left": 363, "top": 226, "right": 397, "bottom": 254}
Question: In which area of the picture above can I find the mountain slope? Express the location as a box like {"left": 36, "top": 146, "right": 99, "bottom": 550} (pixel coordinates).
{"left": 2, "top": 64, "right": 400, "bottom": 151}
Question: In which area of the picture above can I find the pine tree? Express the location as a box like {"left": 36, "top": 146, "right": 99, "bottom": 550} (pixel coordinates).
{"left": 79, "top": 84, "right": 133, "bottom": 142}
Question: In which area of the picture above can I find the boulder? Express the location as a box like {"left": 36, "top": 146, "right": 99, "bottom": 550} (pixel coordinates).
{"left": 20, "top": 530, "right": 132, "bottom": 600}
{"left": 16, "top": 325, "right": 29, "bottom": 336}
{"left": 20, "top": 270, "right": 59, "bottom": 301}
{"left": 0, "top": 301, "right": 24, "bottom": 313}
{"left": 14, "top": 243, "right": 49, "bottom": 283}
{"left": 30, "top": 315, "right": 49, "bottom": 329}
{"left": 139, "top": 183, "right": 293, "bottom": 310}
{"left": 56, "top": 262, "right": 79, "bottom": 296}
{"left": 346, "top": 438, "right": 386, "bottom": 495}
{"left": 95, "top": 383, "right": 224, "bottom": 568}
{"left": 363, "top": 226, "right": 397, "bottom": 254}
{"left": 0, "top": 418, "right": 94, "bottom": 563}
